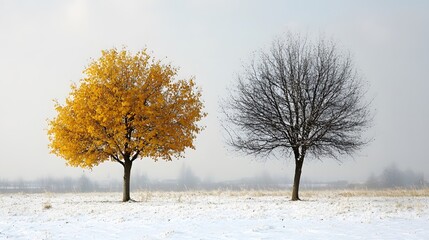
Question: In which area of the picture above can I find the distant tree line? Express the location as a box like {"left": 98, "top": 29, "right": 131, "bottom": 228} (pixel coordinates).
{"left": 0, "top": 175, "right": 99, "bottom": 193}
{"left": 1, "top": 164, "right": 426, "bottom": 193}
{"left": 366, "top": 164, "right": 427, "bottom": 189}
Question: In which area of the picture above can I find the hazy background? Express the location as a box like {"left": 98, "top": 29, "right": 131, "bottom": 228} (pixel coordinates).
{"left": 0, "top": 0, "right": 428, "bottom": 184}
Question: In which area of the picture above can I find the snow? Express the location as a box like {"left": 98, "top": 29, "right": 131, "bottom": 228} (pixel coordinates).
{"left": 1, "top": 190, "right": 428, "bottom": 239}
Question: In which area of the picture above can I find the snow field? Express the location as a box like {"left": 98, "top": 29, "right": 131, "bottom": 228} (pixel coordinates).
{"left": 1, "top": 190, "right": 428, "bottom": 239}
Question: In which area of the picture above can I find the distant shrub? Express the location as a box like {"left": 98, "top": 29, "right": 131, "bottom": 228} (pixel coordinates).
{"left": 43, "top": 202, "right": 52, "bottom": 210}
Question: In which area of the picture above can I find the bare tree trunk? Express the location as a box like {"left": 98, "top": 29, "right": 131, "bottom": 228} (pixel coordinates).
{"left": 291, "top": 159, "right": 303, "bottom": 201}
{"left": 122, "top": 160, "right": 132, "bottom": 202}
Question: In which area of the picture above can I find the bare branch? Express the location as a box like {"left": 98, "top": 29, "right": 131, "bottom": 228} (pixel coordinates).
{"left": 111, "top": 155, "right": 125, "bottom": 167}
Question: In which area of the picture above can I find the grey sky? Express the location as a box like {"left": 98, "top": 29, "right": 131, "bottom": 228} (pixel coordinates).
{"left": 0, "top": 0, "right": 428, "bottom": 183}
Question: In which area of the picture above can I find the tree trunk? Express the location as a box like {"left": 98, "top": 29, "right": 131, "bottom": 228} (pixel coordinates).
{"left": 291, "top": 158, "right": 304, "bottom": 201}
{"left": 122, "top": 160, "right": 132, "bottom": 202}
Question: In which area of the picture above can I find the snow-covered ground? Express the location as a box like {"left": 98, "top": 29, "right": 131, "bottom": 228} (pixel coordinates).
{"left": 1, "top": 190, "right": 428, "bottom": 239}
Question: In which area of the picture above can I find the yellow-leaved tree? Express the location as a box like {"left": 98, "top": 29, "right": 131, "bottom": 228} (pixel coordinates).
{"left": 48, "top": 48, "right": 206, "bottom": 201}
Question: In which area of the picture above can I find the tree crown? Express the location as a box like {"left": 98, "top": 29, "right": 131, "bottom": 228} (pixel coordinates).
{"left": 48, "top": 48, "right": 206, "bottom": 168}
{"left": 222, "top": 34, "right": 371, "bottom": 160}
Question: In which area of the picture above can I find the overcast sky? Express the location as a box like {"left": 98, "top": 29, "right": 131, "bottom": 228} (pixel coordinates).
{"left": 0, "top": 0, "right": 428, "bottom": 183}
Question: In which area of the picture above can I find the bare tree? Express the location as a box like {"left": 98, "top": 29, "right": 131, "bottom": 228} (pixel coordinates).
{"left": 222, "top": 34, "right": 371, "bottom": 200}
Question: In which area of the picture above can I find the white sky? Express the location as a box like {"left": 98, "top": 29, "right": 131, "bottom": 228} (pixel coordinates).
{"left": 0, "top": 0, "right": 428, "bottom": 183}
